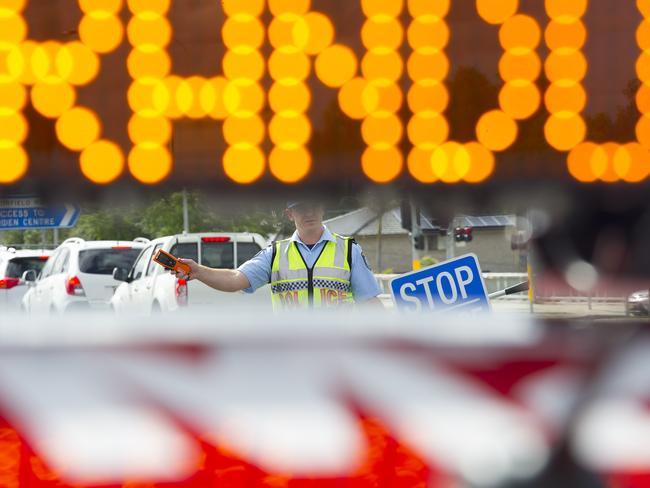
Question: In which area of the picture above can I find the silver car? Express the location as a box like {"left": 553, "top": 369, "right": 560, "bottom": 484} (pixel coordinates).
{"left": 626, "top": 289, "right": 650, "bottom": 316}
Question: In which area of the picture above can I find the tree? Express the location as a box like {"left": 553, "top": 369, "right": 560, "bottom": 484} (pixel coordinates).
{"left": 138, "top": 192, "right": 209, "bottom": 237}
{"left": 0, "top": 192, "right": 290, "bottom": 248}
{"left": 0, "top": 229, "right": 49, "bottom": 247}
{"left": 586, "top": 78, "right": 640, "bottom": 142}
{"left": 587, "top": 112, "right": 614, "bottom": 142}
{"left": 612, "top": 78, "right": 640, "bottom": 141}
{"left": 137, "top": 192, "right": 287, "bottom": 238}
{"left": 72, "top": 208, "right": 144, "bottom": 241}
{"left": 311, "top": 98, "right": 364, "bottom": 156}
{"left": 446, "top": 66, "right": 499, "bottom": 141}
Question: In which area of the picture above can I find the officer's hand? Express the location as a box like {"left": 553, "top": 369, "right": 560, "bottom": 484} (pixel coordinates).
{"left": 173, "top": 258, "right": 199, "bottom": 281}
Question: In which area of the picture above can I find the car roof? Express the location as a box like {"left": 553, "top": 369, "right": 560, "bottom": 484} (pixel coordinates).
{"left": 61, "top": 240, "right": 148, "bottom": 250}
{"left": 0, "top": 249, "right": 53, "bottom": 259}
{"left": 148, "top": 232, "right": 266, "bottom": 245}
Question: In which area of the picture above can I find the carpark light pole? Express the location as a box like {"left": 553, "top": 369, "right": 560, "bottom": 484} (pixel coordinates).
{"left": 446, "top": 218, "right": 456, "bottom": 261}
{"left": 182, "top": 189, "right": 189, "bottom": 235}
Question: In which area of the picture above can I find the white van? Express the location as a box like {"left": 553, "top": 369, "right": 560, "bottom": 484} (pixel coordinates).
{"left": 110, "top": 232, "right": 270, "bottom": 315}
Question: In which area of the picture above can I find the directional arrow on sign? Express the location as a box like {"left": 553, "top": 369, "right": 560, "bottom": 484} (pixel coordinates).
{"left": 60, "top": 204, "right": 79, "bottom": 227}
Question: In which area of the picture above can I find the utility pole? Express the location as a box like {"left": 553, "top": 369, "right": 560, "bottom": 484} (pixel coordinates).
{"left": 411, "top": 200, "right": 422, "bottom": 269}
{"left": 399, "top": 197, "right": 422, "bottom": 270}
{"left": 182, "top": 188, "right": 189, "bottom": 234}
{"left": 446, "top": 217, "right": 455, "bottom": 260}
{"left": 375, "top": 205, "right": 383, "bottom": 272}
{"left": 525, "top": 209, "right": 534, "bottom": 314}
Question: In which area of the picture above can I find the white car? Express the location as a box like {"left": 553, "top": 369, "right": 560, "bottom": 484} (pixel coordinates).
{"left": 22, "top": 237, "right": 148, "bottom": 314}
{"left": 110, "top": 232, "right": 270, "bottom": 315}
{"left": 0, "top": 247, "right": 52, "bottom": 312}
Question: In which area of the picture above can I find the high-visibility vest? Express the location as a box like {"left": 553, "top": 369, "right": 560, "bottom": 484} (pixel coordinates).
{"left": 270, "top": 234, "right": 354, "bottom": 310}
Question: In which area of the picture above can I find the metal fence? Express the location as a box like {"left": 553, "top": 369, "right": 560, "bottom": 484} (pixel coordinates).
{"left": 375, "top": 272, "right": 629, "bottom": 304}
{"left": 375, "top": 272, "right": 528, "bottom": 296}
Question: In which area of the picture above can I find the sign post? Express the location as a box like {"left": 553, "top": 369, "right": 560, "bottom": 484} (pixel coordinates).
{"left": 390, "top": 253, "right": 490, "bottom": 314}
{"left": 0, "top": 197, "right": 80, "bottom": 231}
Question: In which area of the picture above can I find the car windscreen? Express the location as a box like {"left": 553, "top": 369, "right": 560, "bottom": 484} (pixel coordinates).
{"left": 170, "top": 243, "right": 198, "bottom": 262}
{"left": 5, "top": 257, "right": 49, "bottom": 278}
{"left": 237, "top": 242, "right": 262, "bottom": 267}
{"left": 200, "top": 241, "right": 262, "bottom": 268}
{"left": 78, "top": 249, "right": 142, "bottom": 275}
{"left": 201, "top": 242, "right": 233, "bottom": 268}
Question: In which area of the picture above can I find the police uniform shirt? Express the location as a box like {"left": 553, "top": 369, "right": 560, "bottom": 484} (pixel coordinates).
{"left": 238, "top": 226, "right": 382, "bottom": 302}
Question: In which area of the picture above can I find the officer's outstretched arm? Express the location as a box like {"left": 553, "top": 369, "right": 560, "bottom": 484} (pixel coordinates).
{"left": 173, "top": 258, "right": 250, "bottom": 292}
{"left": 360, "top": 296, "right": 384, "bottom": 308}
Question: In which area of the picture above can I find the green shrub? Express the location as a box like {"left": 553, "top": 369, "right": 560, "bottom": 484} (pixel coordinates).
{"left": 420, "top": 256, "right": 438, "bottom": 267}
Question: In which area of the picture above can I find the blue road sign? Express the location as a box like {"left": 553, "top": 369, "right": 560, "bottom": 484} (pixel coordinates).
{"left": 390, "top": 253, "right": 490, "bottom": 313}
{"left": 0, "top": 197, "right": 80, "bottom": 230}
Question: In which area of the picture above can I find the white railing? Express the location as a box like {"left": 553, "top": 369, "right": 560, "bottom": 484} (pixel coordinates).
{"left": 375, "top": 272, "right": 628, "bottom": 304}
{"left": 375, "top": 272, "right": 528, "bottom": 296}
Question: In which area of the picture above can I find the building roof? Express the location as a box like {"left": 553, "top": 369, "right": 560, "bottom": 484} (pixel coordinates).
{"left": 324, "top": 207, "right": 380, "bottom": 235}
{"left": 325, "top": 208, "right": 516, "bottom": 237}
{"left": 324, "top": 207, "right": 439, "bottom": 236}
{"left": 456, "top": 215, "right": 517, "bottom": 228}
{"left": 355, "top": 209, "right": 410, "bottom": 236}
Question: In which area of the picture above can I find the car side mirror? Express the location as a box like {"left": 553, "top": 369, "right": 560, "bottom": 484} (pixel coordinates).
{"left": 21, "top": 269, "right": 37, "bottom": 284}
{"left": 112, "top": 267, "right": 130, "bottom": 282}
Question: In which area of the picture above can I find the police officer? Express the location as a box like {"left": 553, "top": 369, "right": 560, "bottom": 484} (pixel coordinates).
{"left": 173, "top": 201, "right": 383, "bottom": 309}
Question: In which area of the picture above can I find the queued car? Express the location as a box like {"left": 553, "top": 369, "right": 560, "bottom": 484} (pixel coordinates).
{"left": 110, "top": 232, "right": 269, "bottom": 315}
{"left": 626, "top": 289, "right": 650, "bottom": 316}
{"left": 22, "top": 237, "right": 148, "bottom": 314}
{"left": 0, "top": 247, "right": 52, "bottom": 312}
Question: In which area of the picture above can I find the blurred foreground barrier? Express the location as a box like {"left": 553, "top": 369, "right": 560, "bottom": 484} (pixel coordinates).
{"left": 0, "top": 312, "right": 648, "bottom": 487}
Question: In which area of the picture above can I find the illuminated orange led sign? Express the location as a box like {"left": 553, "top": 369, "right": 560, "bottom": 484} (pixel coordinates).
{"left": 1, "top": 0, "right": 649, "bottom": 186}
{"left": 548, "top": 0, "right": 650, "bottom": 183}
{"left": 0, "top": 1, "right": 117, "bottom": 183}
{"left": 405, "top": 0, "right": 542, "bottom": 184}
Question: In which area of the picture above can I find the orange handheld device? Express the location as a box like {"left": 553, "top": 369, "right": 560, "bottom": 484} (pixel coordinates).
{"left": 153, "top": 249, "right": 191, "bottom": 275}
